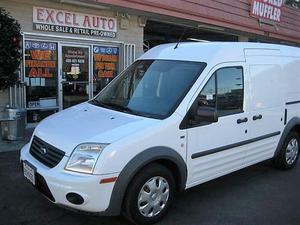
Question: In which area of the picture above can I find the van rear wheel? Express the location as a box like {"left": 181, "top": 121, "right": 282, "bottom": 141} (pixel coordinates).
{"left": 273, "top": 131, "right": 300, "bottom": 170}
{"left": 123, "top": 163, "right": 175, "bottom": 225}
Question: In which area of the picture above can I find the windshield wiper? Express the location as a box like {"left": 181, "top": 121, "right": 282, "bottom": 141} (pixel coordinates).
{"left": 90, "top": 99, "right": 140, "bottom": 115}
{"left": 89, "top": 99, "right": 108, "bottom": 107}
{"left": 101, "top": 102, "right": 134, "bottom": 113}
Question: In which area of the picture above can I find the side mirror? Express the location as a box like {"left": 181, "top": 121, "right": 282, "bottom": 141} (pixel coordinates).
{"left": 196, "top": 106, "right": 218, "bottom": 123}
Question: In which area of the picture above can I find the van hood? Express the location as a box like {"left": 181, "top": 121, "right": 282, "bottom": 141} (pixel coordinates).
{"left": 33, "top": 102, "right": 158, "bottom": 156}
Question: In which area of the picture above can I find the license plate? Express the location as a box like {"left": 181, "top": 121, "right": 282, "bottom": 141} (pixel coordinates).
{"left": 23, "top": 161, "right": 36, "bottom": 186}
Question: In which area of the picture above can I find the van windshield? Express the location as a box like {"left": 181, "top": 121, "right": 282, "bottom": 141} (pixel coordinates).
{"left": 90, "top": 60, "right": 206, "bottom": 119}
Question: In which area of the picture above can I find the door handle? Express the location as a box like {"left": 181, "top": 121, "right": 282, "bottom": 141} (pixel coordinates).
{"left": 237, "top": 117, "right": 248, "bottom": 124}
{"left": 253, "top": 114, "right": 263, "bottom": 121}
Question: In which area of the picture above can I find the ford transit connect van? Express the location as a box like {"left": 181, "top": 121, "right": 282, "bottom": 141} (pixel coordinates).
{"left": 21, "top": 42, "right": 300, "bottom": 224}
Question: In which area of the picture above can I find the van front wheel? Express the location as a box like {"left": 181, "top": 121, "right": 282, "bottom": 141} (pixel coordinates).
{"left": 123, "top": 163, "right": 175, "bottom": 225}
{"left": 274, "top": 131, "right": 300, "bottom": 170}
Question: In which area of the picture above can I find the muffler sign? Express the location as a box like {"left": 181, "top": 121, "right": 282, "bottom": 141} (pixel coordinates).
{"left": 250, "top": 0, "right": 283, "bottom": 22}
{"left": 33, "top": 7, "right": 117, "bottom": 38}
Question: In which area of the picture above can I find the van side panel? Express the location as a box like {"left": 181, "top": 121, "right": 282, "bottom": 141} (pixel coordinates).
{"left": 281, "top": 56, "right": 300, "bottom": 121}
{"left": 244, "top": 49, "right": 284, "bottom": 166}
{"left": 185, "top": 46, "right": 300, "bottom": 189}
{"left": 273, "top": 55, "right": 300, "bottom": 156}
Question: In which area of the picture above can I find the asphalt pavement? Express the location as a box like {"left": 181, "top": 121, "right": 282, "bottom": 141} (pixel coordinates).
{"left": 1, "top": 150, "right": 300, "bottom": 225}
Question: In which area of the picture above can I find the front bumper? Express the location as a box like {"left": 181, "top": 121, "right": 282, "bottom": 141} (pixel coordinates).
{"left": 20, "top": 144, "right": 119, "bottom": 213}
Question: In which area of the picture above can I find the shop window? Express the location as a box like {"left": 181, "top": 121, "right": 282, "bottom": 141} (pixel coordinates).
{"left": 24, "top": 40, "right": 58, "bottom": 123}
{"left": 93, "top": 46, "right": 119, "bottom": 96}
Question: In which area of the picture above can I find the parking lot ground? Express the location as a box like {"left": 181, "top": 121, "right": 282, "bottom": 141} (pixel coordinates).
{"left": 1, "top": 150, "right": 300, "bottom": 225}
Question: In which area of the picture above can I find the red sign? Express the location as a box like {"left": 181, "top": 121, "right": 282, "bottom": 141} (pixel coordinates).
{"left": 250, "top": 0, "right": 283, "bottom": 23}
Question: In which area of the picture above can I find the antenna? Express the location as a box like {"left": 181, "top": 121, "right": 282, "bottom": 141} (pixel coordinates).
{"left": 174, "top": 28, "right": 186, "bottom": 49}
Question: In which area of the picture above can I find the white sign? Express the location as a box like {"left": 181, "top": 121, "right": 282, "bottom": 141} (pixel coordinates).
{"left": 33, "top": 7, "right": 117, "bottom": 38}
{"left": 250, "top": 0, "right": 283, "bottom": 23}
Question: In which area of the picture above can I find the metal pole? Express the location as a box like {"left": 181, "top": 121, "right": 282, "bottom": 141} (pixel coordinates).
{"left": 18, "top": 84, "right": 21, "bottom": 108}
{"left": 23, "top": 84, "right": 26, "bottom": 108}
{"left": 9, "top": 86, "right": 13, "bottom": 107}
{"left": 22, "top": 83, "right": 25, "bottom": 108}
{"left": 14, "top": 85, "right": 17, "bottom": 108}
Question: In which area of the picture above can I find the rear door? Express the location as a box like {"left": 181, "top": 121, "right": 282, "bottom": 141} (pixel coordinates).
{"left": 244, "top": 49, "right": 284, "bottom": 166}
{"left": 185, "top": 63, "right": 250, "bottom": 187}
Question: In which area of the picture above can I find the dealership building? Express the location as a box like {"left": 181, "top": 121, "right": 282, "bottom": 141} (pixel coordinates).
{"left": 0, "top": 0, "right": 299, "bottom": 126}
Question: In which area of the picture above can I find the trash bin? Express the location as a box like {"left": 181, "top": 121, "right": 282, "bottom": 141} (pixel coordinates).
{"left": 1, "top": 108, "right": 27, "bottom": 141}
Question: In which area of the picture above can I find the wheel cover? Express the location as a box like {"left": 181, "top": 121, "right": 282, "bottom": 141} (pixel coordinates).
{"left": 138, "top": 176, "right": 170, "bottom": 218}
{"left": 286, "top": 138, "right": 299, "bottom": 165}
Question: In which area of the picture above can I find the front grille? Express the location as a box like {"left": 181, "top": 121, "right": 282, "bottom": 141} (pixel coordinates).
{"left": 29, "top": 136, "right": 65, "bottom": 168}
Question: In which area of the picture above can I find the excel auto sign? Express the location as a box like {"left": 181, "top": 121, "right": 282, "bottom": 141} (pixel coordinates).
{"left": 32, "top": 7, "right": 117, "bottom": 38}
{"left": 250, "top": 0, "right": 283, "bottom": 22}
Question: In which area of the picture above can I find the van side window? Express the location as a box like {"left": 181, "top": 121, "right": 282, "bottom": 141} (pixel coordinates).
{"left": 198, "top": 74, "right": 216, "bottom": 108}
{"left": 216, "top": 67, "right": 244, "bottom": 116}
{"left": 181, "top": 66, "right": 244, "bottom": 129}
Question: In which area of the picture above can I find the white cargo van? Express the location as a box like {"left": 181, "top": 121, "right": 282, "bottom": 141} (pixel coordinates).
{"left": 21, "top": 42, "right": 300, "bottom": 224}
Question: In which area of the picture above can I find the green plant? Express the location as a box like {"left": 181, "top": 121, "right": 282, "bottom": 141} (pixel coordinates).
{"left": 285, "top": 0, "right": 300, "bottom": 9}
{"left": 0, "top": 7, "right": 22, "bottom": 89}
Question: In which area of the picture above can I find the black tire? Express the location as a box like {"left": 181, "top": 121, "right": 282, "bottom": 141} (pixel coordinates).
{"left": 122, "top": 163, "right": 176, "bottom": 225}
{"left": 273, "top": 131, "right": 300, "bottom": 170}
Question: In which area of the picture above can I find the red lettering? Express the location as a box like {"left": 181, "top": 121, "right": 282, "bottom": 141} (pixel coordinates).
{"left": 56, "top": 12, "right": 63, "bottom": 24}
{"left": 73, "top": 14, "right": 79, "bottom": 26}
{"left": 100, "top": 18, "right": 107, "bottom": 29}
{"left": 28, "top": 68, "right": 53, "bottom": 78}
{"left": 93, "top": 54, "right": 118, "bottom": 62}
{"left": 83, "top": 16, "right": 91, "bottom": 27}
{"left": 95, "top": 62, "right": 105, "bottom": 69}
{"left": 92, "top": 17, "right": 99, "bottom": 28}
{"left": 108, "top": 19, "right": 115, "bottom": 30}
{"left": 45, "top": 9, "right": 55, "bottom": 23}
{"left": 104, "top": 63, "right": 115, "bottom": 70}
{"left": 98, "top": 70, "right": 113, "bottom": 78}
{"left": 25, "top": 60, "right": 56, "bottom": 68}
{"left": 65, "top": 12, "right": 71, "bottom": 25}
{"left": 29, "top": 68, "right": 37, "bottom": 77}
{"left": 36, "top": 8, "right": 44, "bottom": 22}
{"left": 30, "top": 50, "right": 51, "bottom": 60}
{"left": 42, "top": 68, "right": 53, "bottom": 77}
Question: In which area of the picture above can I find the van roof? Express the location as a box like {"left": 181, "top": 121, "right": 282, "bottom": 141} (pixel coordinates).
{"left": 139, "top": 42, "right": 300, "bottom": 63}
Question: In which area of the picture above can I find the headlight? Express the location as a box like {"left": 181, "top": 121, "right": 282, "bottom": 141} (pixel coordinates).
{"left": 65, "top": 143, "right": 108, "bottom": 174}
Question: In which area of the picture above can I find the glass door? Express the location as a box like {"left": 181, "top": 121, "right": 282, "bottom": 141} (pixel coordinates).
{"left": 60, "top": 45, "right": 91, "bottom": 109}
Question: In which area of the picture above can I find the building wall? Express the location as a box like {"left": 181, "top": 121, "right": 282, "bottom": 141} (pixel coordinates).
{"left": 97, "top": 0, "right": 300, "bottom": 44}
{"left": 0, "top": 0, "right": 144, "bottom": 111}
{"left": 1, "top": 0, "right": 144, "bottom": 55}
